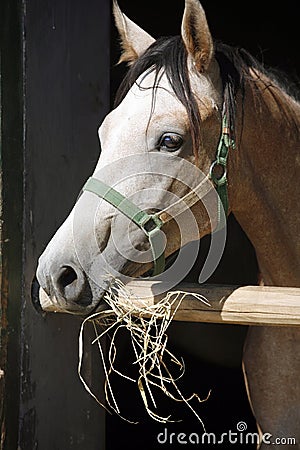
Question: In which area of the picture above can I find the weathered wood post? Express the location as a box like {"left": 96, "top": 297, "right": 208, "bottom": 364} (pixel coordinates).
{"left": 0, "top": 0, "right": 110, "bottom": 448}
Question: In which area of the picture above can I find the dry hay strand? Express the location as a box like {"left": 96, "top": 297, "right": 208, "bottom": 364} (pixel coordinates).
{"left": 78, "top": 279, "right": 211, "bottom": 428}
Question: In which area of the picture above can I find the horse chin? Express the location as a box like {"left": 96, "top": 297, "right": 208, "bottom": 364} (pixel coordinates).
{"left": 86, "top": 294, "right": 110, "bottom": 316}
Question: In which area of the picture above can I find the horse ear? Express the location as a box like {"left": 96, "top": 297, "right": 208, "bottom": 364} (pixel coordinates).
{"left": 113, "top": 1, "right": 155, "bottom": 65}
{"left": 181, "top": 0, "right": 214, "bottom": 73}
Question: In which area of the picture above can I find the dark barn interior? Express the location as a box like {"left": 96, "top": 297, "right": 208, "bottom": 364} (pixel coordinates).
{"left": 0, "top": 1, "right": 298, "bottom": 449}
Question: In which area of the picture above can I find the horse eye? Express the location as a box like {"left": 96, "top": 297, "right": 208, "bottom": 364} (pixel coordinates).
{"left": 159, "top": 133, "right": 183, "bottom": 152}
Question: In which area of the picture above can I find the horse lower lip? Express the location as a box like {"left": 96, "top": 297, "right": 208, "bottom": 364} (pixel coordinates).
{"left": 96, "top": 302, "right": 110, "bottom": 313}
{"left": 89, "top": 295, "right": 109, "bottom": 315}
{"left": 31, "top": 276, "right": 46, "bottom": 316}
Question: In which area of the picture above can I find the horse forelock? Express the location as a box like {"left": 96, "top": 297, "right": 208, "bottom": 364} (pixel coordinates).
{"left": 114, "top": 37, "right": 300, "bottom": 158}
{"left": 113, "top": 37, "right": 244, "bottom": 157}
{"left": 114, "top": 36, "right": 203, "bottom": 160}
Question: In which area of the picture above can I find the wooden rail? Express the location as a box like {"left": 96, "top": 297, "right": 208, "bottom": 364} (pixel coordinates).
{"left": 40, "top": 281, "right": 300, "bottom": 326}
{"left": 120, "top": 281, "right": 300, "bottom": 327}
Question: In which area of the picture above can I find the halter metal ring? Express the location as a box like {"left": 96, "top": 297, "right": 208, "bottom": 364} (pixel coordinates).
{"left": 209, "top": 160, "right": 227, "bottom": 186}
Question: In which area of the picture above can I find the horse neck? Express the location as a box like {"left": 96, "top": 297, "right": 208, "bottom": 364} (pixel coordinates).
{"left": 229, "top": 73, "right": 300, "bottom": 286}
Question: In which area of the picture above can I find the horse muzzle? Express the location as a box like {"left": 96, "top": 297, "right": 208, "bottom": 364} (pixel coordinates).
{"left": 31, "top": 258, "right": 109, "bottom": 315}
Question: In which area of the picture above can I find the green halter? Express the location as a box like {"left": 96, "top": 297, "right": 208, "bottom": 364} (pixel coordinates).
{"left": 82, "top": 112, "right": 234, "bottom": 277}
{"left": 209, "top": 113, "right": 235, "bottom": 230}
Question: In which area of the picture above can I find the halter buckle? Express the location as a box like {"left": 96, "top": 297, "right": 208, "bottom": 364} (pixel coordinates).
{"left": 139, "top": 214, "right": 163, "bottom": 236}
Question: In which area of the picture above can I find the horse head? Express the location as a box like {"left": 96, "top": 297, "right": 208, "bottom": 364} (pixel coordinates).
{"left": 35, "top": 0, "right": 228, "bottom": 314}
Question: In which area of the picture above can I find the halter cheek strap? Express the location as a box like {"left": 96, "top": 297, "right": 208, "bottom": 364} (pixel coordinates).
{"left": 209, "top": 114, "right": 235, "bottom": 229}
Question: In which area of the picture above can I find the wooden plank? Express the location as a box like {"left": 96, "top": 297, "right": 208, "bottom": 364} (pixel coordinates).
{"left": 40, "top": 281, "right": 300, "bottom": 326}
{"left": 119, "top": 281, "right": 300, "bottom": 327}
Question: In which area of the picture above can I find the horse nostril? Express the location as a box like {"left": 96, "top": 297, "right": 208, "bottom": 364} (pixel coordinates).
{"left": 58, "top": 266, "right": 77, "bottom": 289}
{"left": 54, "top": 265, "right": 92, "bottom": 306}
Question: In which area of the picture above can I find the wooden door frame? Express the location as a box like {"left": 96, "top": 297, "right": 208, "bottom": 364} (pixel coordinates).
{"left": 0, "top": 0, "right": 110, "bottom": 448}
{"left": 0, "top": 1, "right": 24, "bottom": 448}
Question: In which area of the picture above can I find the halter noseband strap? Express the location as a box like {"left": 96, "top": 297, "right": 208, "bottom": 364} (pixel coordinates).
{"left": 82, "top": 112, "right": 234, "bottom": 277}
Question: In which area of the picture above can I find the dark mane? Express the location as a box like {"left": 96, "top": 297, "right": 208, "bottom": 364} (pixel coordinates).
{"left": 114, "top": 36, "right": 299, "bottom": 155}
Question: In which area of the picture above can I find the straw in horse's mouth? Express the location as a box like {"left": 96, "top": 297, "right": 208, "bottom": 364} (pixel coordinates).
{"left": 78, "top": 279, "right": 210, "bottom": 426}
{"left": 90, "top": 251, "right": 179, "bottom": 316}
